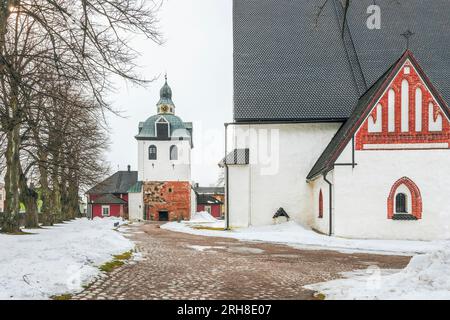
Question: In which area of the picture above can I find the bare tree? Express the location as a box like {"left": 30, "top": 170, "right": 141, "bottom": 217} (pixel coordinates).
{"left": 0, "top": 0, "right": 162, "bottom": 233}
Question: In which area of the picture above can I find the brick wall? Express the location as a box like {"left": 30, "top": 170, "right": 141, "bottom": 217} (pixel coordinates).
{"left": 143, "top": 181, "right": 191, "bottom": 221}
{"left": 356, "top": 60, "right": 450, "bottom": 150}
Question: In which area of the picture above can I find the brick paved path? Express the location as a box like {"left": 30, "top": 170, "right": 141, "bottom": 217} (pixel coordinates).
{"left": 73, "top": 223, "right": 410, "bottom": 300}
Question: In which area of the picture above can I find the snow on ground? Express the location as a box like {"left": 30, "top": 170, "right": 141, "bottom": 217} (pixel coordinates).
{"left": 305, "top": 245, "right": 450, "bottom": 299}
{"left": 162, "top": 216, "right": 444, "bottom": 255}
{"left": 0, "top": 218, "right": 134, "bottom": 300}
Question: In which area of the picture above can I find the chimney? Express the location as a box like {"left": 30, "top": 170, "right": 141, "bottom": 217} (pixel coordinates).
{"left": 127, "top": 165, "right": 131, "bottom": 172}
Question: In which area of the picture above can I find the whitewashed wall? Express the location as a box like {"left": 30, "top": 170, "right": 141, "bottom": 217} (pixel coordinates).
{"left": 128, "top": 191, "right": 144, "bottom": 221}
{"left": 227, "top": 123, "right": 341, "bottom": 227}
{"left": 227, "top": 166, "right": 250, "bottom": 227}
{"left": 332, "top": 144, "right": 450, "bottom": 240}
{"left": 137, "top": 140, "right": 191, "bottom": 182}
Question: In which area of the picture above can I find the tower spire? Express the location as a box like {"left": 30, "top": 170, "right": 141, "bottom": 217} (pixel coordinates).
{"left": 157, "top": 75, "right": 175, "bottom": 114}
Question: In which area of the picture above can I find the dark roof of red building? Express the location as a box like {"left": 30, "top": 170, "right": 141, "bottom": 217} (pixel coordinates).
{"left": 86, "top": 170, "right": 138, "bottom": 195}
{"left": 196, "top": 194, "right": 223, "bottom": 205}
{"left": 90, "top": 193, "right": 127, "bottom": 205}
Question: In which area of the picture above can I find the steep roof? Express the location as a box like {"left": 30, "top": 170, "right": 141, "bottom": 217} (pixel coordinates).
{"left": 233, "top": 0, "right": 450, "bottom": 122}
{"left": 307, "top": 50, "right": 450, "bottom": 180}
{"left": 90, "top": 194, "right": 127, "bottom": 205}
{"left": 194, "top": 186, "right": 225, "bottom": 195}
{"left": 86, "top": 171, "right": 138, "bottom": 195}
{"left": 196, "top": 194, "right": 223, "bottom": 205}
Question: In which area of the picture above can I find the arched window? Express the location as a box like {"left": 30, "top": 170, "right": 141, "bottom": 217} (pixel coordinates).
{"left": 415, "top": 87, "right": 422, "bottom": 132}
{"left": 395, "top": 193, "right": 407, "bottom": 213}
{"left": 170, "top": 145, "right": 178, "bottom": 160}
{"left": 401, "top": 79, "right": 409, "bottom": 132}
{"left": 318, "top": 189, "right": 323, "bottom": 219}
{"left": 387, "top": 177, "right": 422, "bottom": 220}
{"left": 149, "top": 145, "right": 157, "bottom": 160}
{"left": 388, "top": 89, "right": 396, "bottom": 132}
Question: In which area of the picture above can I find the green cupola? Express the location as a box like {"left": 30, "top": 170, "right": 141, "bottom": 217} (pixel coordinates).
{"left": 157, "top": 74, "right": 175, "bottom": 114}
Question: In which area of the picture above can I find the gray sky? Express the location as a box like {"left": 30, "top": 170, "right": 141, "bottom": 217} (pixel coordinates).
{"left": 107, "top": 0, "right": 233, "bottom": 186}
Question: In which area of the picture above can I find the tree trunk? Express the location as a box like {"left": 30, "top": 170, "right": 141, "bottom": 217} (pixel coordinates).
{"left": 19, "top": 171, "right": 40, "bottom": 229}
{"left": 2, "top": 116, "right": 22, "bottom": 233}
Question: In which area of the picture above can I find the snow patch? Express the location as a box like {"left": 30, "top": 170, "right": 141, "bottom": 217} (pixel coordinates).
{"left": 0, "top": 218, "right": 134, "bottom": 300}
{"left": 306, "top": 244, "right": 450, "bottom": 299}
{"left": 161, "top": 220, "right": 442, "bottom": 255}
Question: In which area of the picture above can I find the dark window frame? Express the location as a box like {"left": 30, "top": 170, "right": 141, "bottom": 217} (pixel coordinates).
{"left": 149, "top": 145, "right": 157, "bottom": 160}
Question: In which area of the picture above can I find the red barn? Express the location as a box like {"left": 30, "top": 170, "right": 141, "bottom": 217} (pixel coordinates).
{"left": 196, "top": 194, "right": 223, "bottom": 219}
{"left": 86, "top": 167, "right": 137, "bottom": 219}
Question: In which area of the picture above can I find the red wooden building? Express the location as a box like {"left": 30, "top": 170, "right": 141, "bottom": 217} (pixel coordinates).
{"left": 194, "top": 186, "right": 224, "bottom": 219}
{"left": 86, "top": 167, "right": 137, "bottom": 219}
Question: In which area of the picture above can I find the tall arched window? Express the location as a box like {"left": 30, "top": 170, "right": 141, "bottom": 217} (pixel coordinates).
{"left": 388, "top": 89, "right": 396, "bottom": 132}
{"left": 401, "top": 79, "right": 409, "bottom": 132}
{"left": 318, "top": 189, "right": 323, "bottom": 219}
{"left": 149, "top": 145, "right": 157, "bottom": 160}
{"left": 415, "top": 87, "right": 422, "bottom": 132}
{"left": 170, "top": 145, "right": 178, "bottom": 160}
{"left": 395, "top": 193, "right": 407, "bottom": 213}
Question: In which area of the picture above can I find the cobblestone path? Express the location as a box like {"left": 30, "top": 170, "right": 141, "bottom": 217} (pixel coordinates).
{"left": 73, "top": 223, "right": 410, "bottom": 300}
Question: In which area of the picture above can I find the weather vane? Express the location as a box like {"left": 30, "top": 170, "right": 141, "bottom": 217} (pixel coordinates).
{"left": 401, "top": 29, "right": 415, "bottom": 50}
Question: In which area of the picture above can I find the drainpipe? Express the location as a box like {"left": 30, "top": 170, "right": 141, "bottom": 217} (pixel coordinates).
{"left": 323, "top": 173, "right": 333, "bottom": 236}
{"left": 224, "top": 123, "right": 230, "bottom": 231}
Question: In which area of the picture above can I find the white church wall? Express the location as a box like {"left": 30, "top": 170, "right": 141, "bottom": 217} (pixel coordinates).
{"left": 309, "top": 175, "right": 332, "bottom": 235}
{"left": 229, "top": 123, "right": 341, "bottom": 227}
{"left": 228, "top": 166, "right": 250, "bottom": 227}
{"left": 128, "top": 191, "right": 144, "bottom": 221}
{"left": 333, "top": 148, "right": 450, "bottom": 240}
{"left": 138, "top": 140, "right": 191, "bottom": 182}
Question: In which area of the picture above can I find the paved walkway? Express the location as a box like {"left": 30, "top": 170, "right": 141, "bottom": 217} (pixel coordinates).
{"left": 73, "top": 223, "right": 410, "bottom": 300}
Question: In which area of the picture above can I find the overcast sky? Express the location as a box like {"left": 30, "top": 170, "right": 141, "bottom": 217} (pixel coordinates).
{"left": 107, "top": 0, "right": 233, "bottom": 186}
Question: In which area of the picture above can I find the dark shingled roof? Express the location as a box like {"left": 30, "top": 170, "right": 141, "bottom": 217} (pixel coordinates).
{"left": 194, "top": 187, "right": 225, "bottom": 195}
{"left": 86, "top": 171, "right": 138, "bottom": 195}
{"left": 218, "top": 149, "right": 250, "bottom": 167}
{"left": 196, "top": 194, "right": 223, "bottom": 205}
{"left": 307, "top": 50, "right": 450, "bottom": 180}
{"left": 91, "top": 194, "right": 127, "bottom": 205}
{"left": 233, "top": 0, "right": 450, "bottom": 122}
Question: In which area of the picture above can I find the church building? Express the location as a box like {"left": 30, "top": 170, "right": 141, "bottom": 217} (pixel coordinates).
{"left": 225, "top": 0, "right": 450, "bottom": 240}
{"left": 128, "top": 76, "right": 195, "bottom": 221}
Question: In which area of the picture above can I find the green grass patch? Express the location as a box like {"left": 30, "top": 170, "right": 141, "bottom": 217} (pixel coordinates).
{"left": 51, "top": 294, "right": 73, "bottom": 300}
{"left": 99, "top": 250, "right": 133, "bottom": 273}
{"left": 314, "top": 293, "right": 326, "bottom": 300}
{"left": 113, "top": 250, "right": 133, "bottom": 261}
{"left": 191, "top": 226, "right": 226, "bottom": 231}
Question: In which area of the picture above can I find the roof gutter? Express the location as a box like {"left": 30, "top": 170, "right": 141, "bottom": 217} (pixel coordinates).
{"left": 224, "top": 123, "right": 231, "bottom": 231}
{"left": 323, "top": 173, "right": 333, "bottom": 236}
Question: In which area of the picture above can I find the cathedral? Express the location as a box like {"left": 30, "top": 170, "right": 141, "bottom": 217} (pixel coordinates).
{"left": 225, "top": 0, "right": 450, "bottom": 241}
{"left": 128, "top": 76, "right": 195, "bottom": 222}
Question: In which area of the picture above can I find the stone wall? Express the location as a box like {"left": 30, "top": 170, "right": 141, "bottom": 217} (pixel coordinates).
{"left": 143, "top": 181, "right": 191, "bottom": 221}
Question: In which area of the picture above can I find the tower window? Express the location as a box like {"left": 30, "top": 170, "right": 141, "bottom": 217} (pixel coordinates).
{"left": 170, "top": 145, "right": 178, "bottom": 160}
{"left": 149, "top": 145, "right": 157, "bottom": 160}
{"left": 156, "top": 117, "right": 170, "bottom": 139}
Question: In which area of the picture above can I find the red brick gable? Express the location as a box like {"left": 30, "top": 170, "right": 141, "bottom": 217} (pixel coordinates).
{"left": 356, "top": 58, "right": 450, "bottom": 150}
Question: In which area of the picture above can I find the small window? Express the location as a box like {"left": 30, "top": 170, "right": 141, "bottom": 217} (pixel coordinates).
{"left": 170, "top": 145, "right": 178, "bottom": 160}
{"left": 395, "top": 193, "right": 407, "bottom": 213}
{"left": 102, "top": 206, "right": 110, "bottom": 217}
{"left": 149, "top": 145, "right": 157, "bottom": 160}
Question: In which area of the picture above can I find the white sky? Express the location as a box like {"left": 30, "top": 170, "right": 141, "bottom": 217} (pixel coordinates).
{"left": 107, "top": 0, "right": 233, "bottom": 186}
